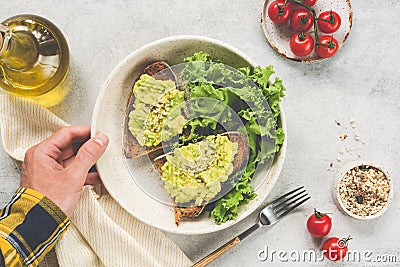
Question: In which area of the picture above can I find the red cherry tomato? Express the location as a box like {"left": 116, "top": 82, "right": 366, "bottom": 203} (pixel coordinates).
{"left": 317, "top": 11, "right": 341, "bottom": 33}
{"left": 268, "top": 0, "right": 292, "bottom": 24}
{"left": 322, "top": 237, "right": 352, "bottom": 261}
{"left": 290, "top": 32, "right": 314, "bottom": 57}
{"left": 316, "top": 35, "right": 339, "bottom": 58}
{"left": 290, "top": 9, "right": 313, "bottom": 32}
{"left": 300, "top": 0, "right": 317, "bottom": 6}
{"left": 306, "top": 209, "right": 332, "bottom": 238}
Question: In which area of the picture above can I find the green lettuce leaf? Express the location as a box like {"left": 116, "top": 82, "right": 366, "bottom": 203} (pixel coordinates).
{"left": 180, "top": 52, "right": 286, "bottom": 224}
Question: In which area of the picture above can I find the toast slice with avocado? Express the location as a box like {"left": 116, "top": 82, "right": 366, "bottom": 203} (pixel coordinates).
{"left": 124, "top": 61, "right": 181, "bottom": 159}
{"left": 152, "top": 131, "right": 249, "bottom": 225}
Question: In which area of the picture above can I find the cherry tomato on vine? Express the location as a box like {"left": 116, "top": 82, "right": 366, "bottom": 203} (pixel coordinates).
{"left": 290, "top": 32, "right": 314, "bottom": 57}
{"left": 317, "top": 11, "right": 341, "bottom": 33}
{"left": 306, "top": 209, "right": 332, "bottom": 238}
{"left": 301, "top": 0, "right": 317, "bottom": 6}
{"left": 316, "top": 36, "right": 339, "bottom": 58}
{"left": 322, "top": 236, "right": 352, "bottom": 261}
{"left": 268, "top": 0, "right": 292, "bottom": 24}
{"left": 290, "top": 9, "right": 314, "bottom": 32}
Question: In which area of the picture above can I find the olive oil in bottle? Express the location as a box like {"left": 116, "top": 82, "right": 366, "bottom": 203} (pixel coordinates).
{"left": 0, "top": 14, "right": 69, "bottom": 107}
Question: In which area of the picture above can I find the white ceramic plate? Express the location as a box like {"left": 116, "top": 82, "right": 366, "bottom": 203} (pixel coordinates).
{"left": 261, "top": 0, "right": 352, "bottom": 62}
{"left": 91, "top": 36, "right": 287, "bottom": 234}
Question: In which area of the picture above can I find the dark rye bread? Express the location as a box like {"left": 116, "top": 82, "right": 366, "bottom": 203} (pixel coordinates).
{"left": 152, "top": 131, "right": 249, "bottom": 225}
{"left": 124, "top": 62, "right": 177, "bottom": 159}
{"left": 174, "top": 206, "right": 205, "bottom": 226}
{"left": 224, "top": 131, "right": 249, "bottom": 172}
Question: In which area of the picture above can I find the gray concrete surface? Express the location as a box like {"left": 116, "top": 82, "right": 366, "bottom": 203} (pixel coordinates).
{"left": 1, "top": 0, "right": 400, "bottom": 266}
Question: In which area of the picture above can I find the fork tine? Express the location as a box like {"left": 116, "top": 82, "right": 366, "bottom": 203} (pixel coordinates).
{"left": 272, "top": 189, "right": 307, "bottom": 210}
{"left": 275, "top": 191, "right": 309, "bottom": 214}
{"left": 268, "top": 186, "right": 304, "bottom": 206}
{"left": 278, "top": 195, "right": 311, "bottom": 218}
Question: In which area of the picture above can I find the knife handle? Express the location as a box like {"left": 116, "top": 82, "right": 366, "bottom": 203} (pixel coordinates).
{"left": 192, "top": 236, "right": 241, "bottom": 267}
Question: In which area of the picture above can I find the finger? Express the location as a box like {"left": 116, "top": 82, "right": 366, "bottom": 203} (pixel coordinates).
{"left": 43, "top": 126, "right": 91, "bottom": 151}
{"left": 61, "top": 146, "right": 75, "bottom": 161}
{"left": 85, "top": 172, "right": 102, "bottom": 185}
{"left": 64, "top": 156, "right": 97, "bottom": 172}
{"left": 62, "top": 156, "right": 75, "bottom": 168}
{"left": 61, "top": 141, "right": 86, "bottom": 160}
{"left": 68, "top": 133, "right": 109, "bottom": 176}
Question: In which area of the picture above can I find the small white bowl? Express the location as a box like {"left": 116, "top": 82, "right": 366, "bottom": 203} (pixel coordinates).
{"left": 333, "top": 161, "right": 394, "bottom": 220}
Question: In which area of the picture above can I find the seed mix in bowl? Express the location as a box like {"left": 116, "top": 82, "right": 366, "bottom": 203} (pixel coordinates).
{"left": 339, "top": 165, "right": 391, "bottom": 217}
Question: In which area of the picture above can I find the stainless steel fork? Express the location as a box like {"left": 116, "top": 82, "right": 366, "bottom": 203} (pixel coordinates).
{"left": 192, "top": 186, "right": 310, "bottom": 267}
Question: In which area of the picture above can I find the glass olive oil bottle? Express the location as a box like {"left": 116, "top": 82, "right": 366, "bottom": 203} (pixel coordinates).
{"left": 0, "top": 14, "right": 69, "bottom": 107}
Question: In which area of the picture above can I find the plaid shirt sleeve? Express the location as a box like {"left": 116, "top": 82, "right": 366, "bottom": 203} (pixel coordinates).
{"left": 0, "top": 187, "right": 70, "bottom": 267}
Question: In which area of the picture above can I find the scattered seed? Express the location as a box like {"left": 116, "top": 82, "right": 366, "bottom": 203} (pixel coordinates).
{"left": 354, "top": 134, "right": 360, "bottom": 141}
{"left": 362, "top": 140, "right": 366, "bottom": 144}
{"left": 351, "top": 124, "right": 356, "bottom": 129}
{"left": 330, "top": 162, "right": 333, "bottom": 168}
{"left": 335, "top": 120, "right": 341, "bottom": 126}
{"left": 337, "top": 157, "right": 342, "bottom": 162}
{"left": 358, "top": 153, "right": 362, "bottom": 158}
{"left": 346, "top": 146, "right": 352, "bottom": 152}
{"left": 339, "top": 133, "right": 348, "bottom": 140}
{"left": 339, "top": 149, "right": 344, "bottom": 154}
{"left": 349, "top": 117, "right": 355, "bottom": 123}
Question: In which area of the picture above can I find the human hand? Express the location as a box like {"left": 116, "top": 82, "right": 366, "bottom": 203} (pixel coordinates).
{"left": 20, "top": 126, "right": 109, "bottom": 217}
